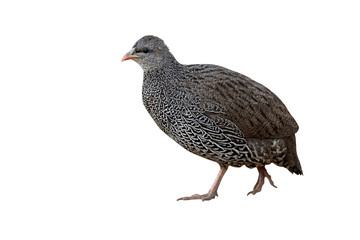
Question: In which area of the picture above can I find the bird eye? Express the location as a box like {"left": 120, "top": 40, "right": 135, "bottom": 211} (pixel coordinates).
{"left": 143, "top": 48, "right": 149, "bottom": 53}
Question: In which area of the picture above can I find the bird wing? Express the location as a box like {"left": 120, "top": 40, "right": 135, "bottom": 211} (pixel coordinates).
{"left": 183, "top": 64, "right": 298, "bottom": 139}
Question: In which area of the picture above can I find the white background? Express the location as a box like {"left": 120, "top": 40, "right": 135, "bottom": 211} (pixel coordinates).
{"left": 1, "top": 0, "right": 359, "bottom": 239}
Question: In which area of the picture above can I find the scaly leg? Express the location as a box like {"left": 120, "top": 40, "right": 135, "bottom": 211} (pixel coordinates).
{"left": 177, "top": 165, "right": 228, "bottom": 201}
{"left": 247, "top": 166, "right": 277, "bottom": 196}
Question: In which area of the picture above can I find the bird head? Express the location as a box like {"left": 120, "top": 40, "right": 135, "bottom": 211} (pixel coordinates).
{"left": 122, "top": 35, "right": 177, "bottom": 70}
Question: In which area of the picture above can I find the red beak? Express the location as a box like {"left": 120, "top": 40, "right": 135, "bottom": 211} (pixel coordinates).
{"left": 122, "top": 48, "right": 139, "bottom": 62}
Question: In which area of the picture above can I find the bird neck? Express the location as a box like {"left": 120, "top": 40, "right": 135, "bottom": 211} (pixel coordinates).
{"left": 144, "top": 60, "right": 182, "bottom": 80}
{"left": 142, "top": 52, "right": 181, "bottom": 71}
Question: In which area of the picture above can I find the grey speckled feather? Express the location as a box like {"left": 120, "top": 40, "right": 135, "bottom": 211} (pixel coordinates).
{"left": 122, "top": 35, "right": 302, "bottom": 200}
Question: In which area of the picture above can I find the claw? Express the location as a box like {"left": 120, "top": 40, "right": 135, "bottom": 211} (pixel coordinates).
{"left": 247, "top": 190, "right": 259, "bottom": 196}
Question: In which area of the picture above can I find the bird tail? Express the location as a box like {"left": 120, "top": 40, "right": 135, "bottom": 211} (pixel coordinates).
{"left": 284, "top": 135, "right": 303, "bottom": 175}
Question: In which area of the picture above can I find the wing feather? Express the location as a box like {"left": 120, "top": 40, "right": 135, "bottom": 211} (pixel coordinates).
{"left": 183, "top": 64, "right": 298, "bottom": 139}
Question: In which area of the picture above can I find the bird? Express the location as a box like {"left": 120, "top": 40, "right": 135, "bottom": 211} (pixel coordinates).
{"left": 122, "top": 35, "right": 302, "bottom": 201}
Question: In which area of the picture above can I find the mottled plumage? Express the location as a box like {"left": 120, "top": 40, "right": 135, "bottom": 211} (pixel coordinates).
{"left": 122, "top": 35, "right": 302, "bottom": 201}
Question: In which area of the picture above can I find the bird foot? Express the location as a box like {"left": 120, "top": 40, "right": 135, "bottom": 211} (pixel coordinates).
{"left": 247, "top": 166, "right": 277, "bottom": 196}
{"left": 266, "top": 174, "right": 277, "bottom": 189}
{"left": 177, "top": 165, "right": 228, "bottom": 201}
{"left": 247, "top": 189, "right": 261, "bottom": 196}
{"left": 177, "top": 191, "right": 218, "bottom": 201}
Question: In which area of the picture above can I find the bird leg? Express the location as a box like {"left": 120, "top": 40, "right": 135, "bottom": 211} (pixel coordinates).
{"left": 247, "top": 166, "right": 277, "bottom": 195}
{"left": 177, "top": 165, "right": 228, "bottom": 201}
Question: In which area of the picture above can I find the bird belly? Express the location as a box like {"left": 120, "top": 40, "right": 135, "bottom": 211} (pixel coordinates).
{"left": 244, "top": 138, "right": 287, "bottom": 168}
{"left": 163, "top": 110, "right": 254, "bottom": 167}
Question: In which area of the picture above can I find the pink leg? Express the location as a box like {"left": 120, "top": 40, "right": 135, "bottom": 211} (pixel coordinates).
{"left": 177, "top": 165, "right": 228, "bottom": 201}
{"left": 247, "top": 166, "right": 277, "bottom": 196}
